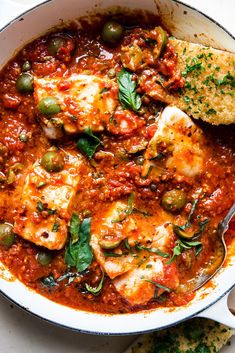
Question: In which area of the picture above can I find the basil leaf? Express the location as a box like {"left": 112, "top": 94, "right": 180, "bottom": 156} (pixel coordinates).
{"left": 65, "top": 217, "right": 93, "bottom": 272}
{"left": 77, "top": 127, "right": 101, "bottom": 159}
{"left": 124, "top": 238, "right": 131, "bottom": 250}
{"left": 182, "top": 198, "right": 199, "bottom": 230}
{"left": 103, "top": 252, "right": 123, "bottom": 257}
{"left": 144, "top": 279, "right": 172, "bottom": 292}
{"left": 37, "top": 201, "right": 45, "bottom": 212}
{"left": 183, "top": 240, "right": 202, "bottom": 247}
{"left": 144, "top": 279, "right": 171, "bottom": 298}
{"left": 41, "top": 275, "right": 57, "bottom": 287}
{"left": 118, "top": 68, "right": 142, "bottom": 112}
{"left": 85, "top": 270, "right": 104, "bottom": 296}
{"left": 194, "top": 219, "right": 210, "bottom": 238}
{"left": 173, "top": 196, "right": 209, "bottom": 240}
{"left": 132, "top": 208, "right": 152, "bottom": 217}
{"left": 36, "top": 201, "right": 56, "bottom": 215}
{"left": 69, "top": 213, "right": 80, "bottom": 244}
{"left": 166, "top": 243, "right": 182, "bottom": 265}
{"left": 112, "top": 193, "right": 135, "bottom": 223}
{"left": 57, "top": 271, "right": 80, "bottom": 286}
{"left": 195, "top": 243, "right": 203, "bottom": 256}
{"left": 47, "top": 208, "right": 57, "bottom": 215}
{"left": 166, "top": 239, "right": 202, "bottom": 264}
{"left": 52, "top": 220, "right": 60, "bottom": 232}
{"left": 135, "top": 244, "right": 170, "bottom": 258}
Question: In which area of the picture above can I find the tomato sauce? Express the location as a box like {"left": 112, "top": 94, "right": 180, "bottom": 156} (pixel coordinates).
{"left": 0, "top": 13, "right": 234, "bottom": 314}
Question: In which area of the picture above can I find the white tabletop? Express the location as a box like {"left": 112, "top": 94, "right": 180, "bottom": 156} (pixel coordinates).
{"left": 0, "top": 1, "right": 234, "bottom": 353}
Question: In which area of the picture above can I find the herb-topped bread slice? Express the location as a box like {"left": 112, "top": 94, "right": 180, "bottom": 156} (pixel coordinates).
{"left": 124, "top": 318, "right": 234, "bottom": 353}
{"left": 169, "top": 39, "right": 235, "bottom": 125}
{"left": 122, "top": 28, "right": 235, "bottom": 125}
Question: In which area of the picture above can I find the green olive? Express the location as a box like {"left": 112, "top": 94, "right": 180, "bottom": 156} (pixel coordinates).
{"left": 0, "top": 223, "right": 15, "bottom": 248}
{"left": 135, "top": 155, "right": 145, "bottom": 166}
{"left": 38, "top": 96, "right": 61, "bottom": 116}
{"left": 99, "top": 237, "right": 122, "bottom": 250}
{"left": 41, "top": 151, "right": 64, "bottom": 173}
{"left": 16, "top": 73, "right": 34, "bottom": 93}
{"left": 19, "top": 133, "right": 29, "bottom": 143}
{"left": 173, "top": 225, "right": 195, "bottom": 240}
{"left": 101, "top": 21, "right": 124, "bottom": 44}
{"left": 22, "top": 60, "right": 31, "bottom": 72}
{"left": 161, "top": 189, "right": 187, "bottom": 213}
{"left": 150, "top": 183, "right": 157, "bottom": 191}
{"left": 47, "top": 36, "right": 65, "bottom": 55}
{"left": 36, "top": 251, "right": 52, "bottom": 266}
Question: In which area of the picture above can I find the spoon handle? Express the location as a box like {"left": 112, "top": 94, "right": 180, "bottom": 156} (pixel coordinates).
{"left": 218, "top": 203, "right": 235, "bottom": 235}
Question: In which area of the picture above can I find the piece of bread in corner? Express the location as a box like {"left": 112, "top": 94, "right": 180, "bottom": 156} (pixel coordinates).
{"left": 143, "top": 39, "right": 235, "bottom": 125}
{"left": 124, "top": 318, "right": 234, "bottom": 353}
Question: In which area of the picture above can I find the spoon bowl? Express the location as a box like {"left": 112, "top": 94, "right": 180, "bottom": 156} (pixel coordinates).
{"left": 179, "top": 203, "right": 235, "bottom": 293}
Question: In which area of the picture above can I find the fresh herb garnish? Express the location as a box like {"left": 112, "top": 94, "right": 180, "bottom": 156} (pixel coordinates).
{"left": 144, "top": 279, "right": 171, "bottom": 298}
{"left": 149, "top": 152, "right": 166, "bottom": 161}
{"left": 195, "top": 243, "right": 203, "bottom": 256}
{"left": 103, "top": 252, "right": 123, "bottom": 257}
{"left": 124, "top": 238, "right": 131, "bottom": 250}
{"left": 84, "top": 270, "right": 104, "bottom": 296}
{"left": 41, "top": 275, "right": 57, "bottom": 287}
{"left": 37, "top": 181, "right": 47, "bottom": 189}
{"left": 112, "top": 193, "right": 134, "bottom": 223}
{"left": 99, "top": 87, "right": 109, "bottom": 94}
{"left": 117, "top": 68, "right": 142, "bottom": 112}
{"left": 144, "top": 37, "right": 157, "bottom": 45}
{"left": 47, "top": 209, "right": 57, "bottom": 215}
{"left": 77, "top": 127, "right": 101, "bottom": 160}
{"left": 173, "top": 198, "right": 209, "bottom": 240}
{"left": 193, "top": 218, "right": 210, "bottom": 238}
{"left": 182, "top": 57, "right": 203, "bottom": 77}
{"left": 69, "top": 213, "right": 80, "bottom": 244}
{"left": 37, "top": 201, "right": 45, "bottom": 212}
{"left": 183, "top": 198, "right": 199, "bottom": 229}
{"left": 52, "top": 220, "right": 60, "bottom": 232}
{"left": 135, "top": 244, "right": 170, "bottom": 258}
{"left": 194, "top": 343, "right": 211, "bottom": 353}
{"left": 36, "top": 201, "right": 57, "bottom": 215}
{"left": 166, "top": 239, "right": 202, "bottom": 264}
{"left": 65, "top": 217, "right": 93, "bottom": 272}
{"left": 41, "top": 272, "right": 80, "bottom": 287}
{"left": 132, "top": 208, "right": 152, "bottom": 217}
{"left": 206, "top": 108, "right": 217, "bottom": 115}
{"left": 57, "top": 272, "right": 80, "bottom": 285}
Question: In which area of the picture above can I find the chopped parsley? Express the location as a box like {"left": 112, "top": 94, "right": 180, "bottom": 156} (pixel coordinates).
{"left": 206, "top": 108, "right": 217, "bottom": 115}
{"left": 36, "top": 201, "right": 57, "bottom": 215}
{"left": 52, "top": 220, "right": 60, "bottom": 232}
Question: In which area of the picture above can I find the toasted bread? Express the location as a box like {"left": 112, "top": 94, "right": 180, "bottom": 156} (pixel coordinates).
{"left": 124, "top": 318, "right": 234, "bottom": 353}
{"left": 168, "top": 39, "right": 235, "bottom": 125}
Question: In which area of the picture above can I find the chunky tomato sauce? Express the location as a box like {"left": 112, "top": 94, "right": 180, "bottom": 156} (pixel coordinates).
{"left": 0, "top": 13, "right": 234, "bottom": 314}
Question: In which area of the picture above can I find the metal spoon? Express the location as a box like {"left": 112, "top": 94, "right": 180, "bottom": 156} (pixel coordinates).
{"left": 178, "top": 203, "right": 235, "bottom": 293}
